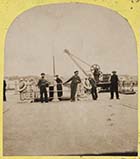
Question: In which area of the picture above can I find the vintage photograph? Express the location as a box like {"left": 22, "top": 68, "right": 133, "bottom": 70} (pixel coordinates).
{"left": 3, "top": 3, "right": 138, "bottom": 156}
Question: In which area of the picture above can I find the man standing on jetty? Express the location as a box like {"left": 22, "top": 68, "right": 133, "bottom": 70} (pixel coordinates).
{"left": 110, "top": 71, "right": 119, "bottom": 99}
{"left": 88, "top": 74, "right": 98, "bottom": 100}
{"left": 55, "top": 75, "right": 63, "bottom": 101}
{"left": 64, "top": 71, "right": 81, "bottom": 102}
{"left": 37, "top": 73, "right": 49, "bottom": 103}
{"left": 3, "top": 80, "right": 7, "bottom": 101}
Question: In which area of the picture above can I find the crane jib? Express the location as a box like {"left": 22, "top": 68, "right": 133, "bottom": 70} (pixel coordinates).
{"left": 64, "top": 49, "right": 88, "bottom": 76}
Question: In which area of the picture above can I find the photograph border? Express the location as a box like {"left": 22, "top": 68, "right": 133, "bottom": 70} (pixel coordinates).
{"left": 0, "top": 0, "right": 140, "bottom": 159}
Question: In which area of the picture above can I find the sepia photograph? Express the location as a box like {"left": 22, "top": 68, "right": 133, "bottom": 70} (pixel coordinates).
{"left": 3, "top": 3, "right": 138, "bottom": 156}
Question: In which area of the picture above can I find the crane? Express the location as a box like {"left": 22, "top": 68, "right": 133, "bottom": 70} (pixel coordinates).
{"left": 64, "top": 49, "right": 111, "bottom": 92}
{"left": 64, "top": 49, "right": 102, "bottom": 78}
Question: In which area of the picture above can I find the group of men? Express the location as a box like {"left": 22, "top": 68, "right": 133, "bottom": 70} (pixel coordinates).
{"left": 37, "top": 73, "right": 63, "bottom": 103}
{"left": 37, "top": 70, "right": 119, "bottom": 103}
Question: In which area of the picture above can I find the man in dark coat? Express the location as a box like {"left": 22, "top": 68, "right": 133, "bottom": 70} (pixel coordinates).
{"left": 55, "top": 75, "right": 63, "bottom": 100}
{"left": 88, "top": 74, "right": 98, "bottom": 100}
{"left": 64, "top": 71, "right": 81, "bottom": 102}
{"left": 93, "top": 68, "right": 100, "bottom": 83}
{"left": 37, "top": 73, "right": 49, "bottom": 103}
{"left": 3, "top": 80, "right": 7, "bottom": 101}
{"left": 110, "top": 71, "right": 119, "bottom": 99}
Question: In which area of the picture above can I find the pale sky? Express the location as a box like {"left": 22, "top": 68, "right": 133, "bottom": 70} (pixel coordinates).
{"left": 4, "top": 3, "right": 137, "bottom": 77}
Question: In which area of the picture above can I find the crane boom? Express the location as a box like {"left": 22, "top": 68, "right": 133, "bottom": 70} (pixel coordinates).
{"left": 70, "top": 53, "right": 90, "bottom": 67}
{"left": 64, "top": 49, "right": 90, "bottom": 66}
{"left": 64, "top": 49, "right": 88, "bottom": 76}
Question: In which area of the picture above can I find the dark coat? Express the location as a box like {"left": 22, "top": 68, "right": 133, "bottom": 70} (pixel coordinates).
{"left": 37, "top": 78, "right": 49, "bottom": 89}
{"left": 64, "top": 75, "right": 81, "bottom": 101}
{"left": 3, "top": 80, "right": 7, "bottom": 89}
{"left": 88, "top": 78, "right": 96, "bottom": 88}
{"left": 56, "top": 77, "right": 63, "bottom": 98}
{"left": 110, "top": 74, "right": 119, "bottom": 90}
{"left": 3, "top": 80, "right": 7, "bottom": 101}
{"left": 65, "top": 75, "right": 81, "bottom": 86}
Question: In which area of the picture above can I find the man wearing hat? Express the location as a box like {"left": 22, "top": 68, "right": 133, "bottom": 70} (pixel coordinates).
{"left": 55, "top": 75, "right": 63, "bottom": 100}
{"left": 110, "top": 71, "right": 119, "bottom": 99}
{"left": 37, "top": 73, "right": 49, "bottom": 103}
{"left": 88, "top": 74, "right": 98, "bottom": 100}
{"left": 64, "top": 71, "right": 81, "bottom": 102}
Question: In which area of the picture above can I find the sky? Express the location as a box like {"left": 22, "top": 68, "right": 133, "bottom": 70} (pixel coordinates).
{"left": 4, "top": 3, "right": 138, "bottom": 77}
